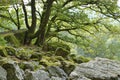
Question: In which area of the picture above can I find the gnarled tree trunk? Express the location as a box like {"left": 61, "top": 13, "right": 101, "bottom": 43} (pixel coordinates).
{"left": 34, "top": 0, "right": 54, "bottom": 45}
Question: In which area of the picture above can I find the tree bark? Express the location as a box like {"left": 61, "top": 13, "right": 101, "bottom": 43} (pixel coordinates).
{"left": 34, "top": 0, "right": 54, "bottom": 45}
{"left": 22, "top": 0, "right": 36, "bottom": 45}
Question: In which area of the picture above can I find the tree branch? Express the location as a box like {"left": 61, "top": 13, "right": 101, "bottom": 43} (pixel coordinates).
{"left": 22, "top": 0, "right": 30, "bottom": 29}
{"left": 30, "top": 0, "right": 36, "bottom": 33}
{"left": 0, "top": 23, "right": 11, "bottom": 30}
{"left": 62, "top": 0, "right": 73, "bottom": 7}
{"left": 13, "top": 4, "right": 21, "bottom": 30}
{"left": 55, "top": 27, "right": 77, "bottom": 32}
{"left": 0, "top": 13, "right": 18, "bottom": 28}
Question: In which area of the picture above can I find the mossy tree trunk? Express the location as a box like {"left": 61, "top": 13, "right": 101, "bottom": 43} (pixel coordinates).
{"left": 22, "top": 0, "right": 36, "bottom": 45}
{"left": 23, "top": 0, "right": 54, "bottom": 45}
{"left": 34, "top": 0, "right": 54, "bottom": 45}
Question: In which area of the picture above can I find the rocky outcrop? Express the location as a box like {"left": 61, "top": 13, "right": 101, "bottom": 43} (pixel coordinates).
{"left": 1, "top": 45, "right": 120, "bottom": 80}
{"left": 2, "top": 62, "right": 24, "bottom": 80}
{"left": 24, "top": 70, "right": 50, "bottom": 80}
{"left": 0, "top": 60, "right": 68, "bottom": 80}
{"left": 0, "top": 66, "right": 7, "bottom": 80}
{"left": 0, "top": 57, "right": 119, "bottom": 80}
{"left": 70, "top": 57, "right": 120, "bottom": 80}
{"left": 47, "top": 66, "right": 68, "bottom": 80}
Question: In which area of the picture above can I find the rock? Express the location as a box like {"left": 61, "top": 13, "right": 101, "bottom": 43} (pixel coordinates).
{"left": 19, "top": 62, "right": 34, "bottom": 71}
{"left": 2, "top": 62, "right": 24, "bottom": 80}
{"left": 16, "top": 48, "right": 32, "bottom": 60}
{"left": 69, "top": 74, "right": 91, "bottom": 80}
{"left": 60, "top": 60, "right": 75, "bottom": 75}
{"left": 42, "top": 42, "right": 70, "bottom": 51}
{"left": 25, "top": 70, "right": 50, "bottom": 80}
{"left": 55, "top": 47, "right": 70, "bottom": 58}
{"left": 30, "top": 53, "right": 42, "bottom": 61}
{"left": 47, "top": 66, "right": 68, "bottom": 80}
{"left": 70, "top": 55, "right": 90, "bottom": 63}
{"left": 0, "top": 66, "right": 7, "bottom": 80}
{"left": 70, "top": 57, "right": 120, "bottom": 80}
{"left": 51, "top": 76, "right": 66, "bottom": 80}
{"left": 39, "top": 56, "right": 62, "bottom": 67}
{"left": 19, "top": 61, "right": 40, "bottom": 71}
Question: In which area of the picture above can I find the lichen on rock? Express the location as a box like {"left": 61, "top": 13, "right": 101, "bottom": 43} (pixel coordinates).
{"left": 70, "top": 57, "right": 120, "bottom": 80}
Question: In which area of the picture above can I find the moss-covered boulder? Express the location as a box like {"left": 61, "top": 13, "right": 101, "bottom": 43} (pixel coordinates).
{"left": 42, "top": 42, "right": 70, "bottom": 51}
{"left": 15, "top": 48, "right": 32, "bottom": 60}
{"left": 47, "top": 66, "right": 68, "bottom": 79}
{"left": 60, "top": 59, "right": 76, "bottom": 75}
{"left": 39, "top": 55, "right": 76, "bottom": 75}
{"left": 55, "top": 47, "right": 70, "bottom": 58}
{"left": 19, "top": 61, "right": 40, "bottom": 71}
{"left": 30, "top": 53, "right": 42, "bottom": 61}
{"left": 2, "top": 62, "right": 24, "bottom": 80}
{"left": 69, "top": 54, "right": 91, "bottom": 63}
{"left": 39, "top": 56, "right": 61, "bottom": 67}
{"left": 24, "top": 70, "right": 50, "bottom": 80}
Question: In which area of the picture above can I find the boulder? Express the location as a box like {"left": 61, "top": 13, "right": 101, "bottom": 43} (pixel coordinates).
{"left": 0, "top": 66, "right": 7, "bottom": 80}
{"left": 70, "top": 57, "right": 120, "bottom": 80}
{"left": 19, "top": 62, "right": 34, "bottom": 71}
{"left": 47, "top": 66, "right": 68, "bottom": 80}
{"left": 2, "top": 62, "right": 24, "bottom": 80}
{"left": 24, "top": 70, "right": 50, "bottom": 80}
{"left": 51, "top": 77, "right": 66, "bottom": 80}
{"left": 19, "top": 61, "right": 40, "bottom": 71}
{"left": 55, "top": 47, "right": 70, "bottom": 58}
{"left": 15, "top": 48, "right": 32, "bottom": 60}
{"left": 30, "top": 53, "right": 42, "bottom": 61}
{"left": 42, "top": 42, "right": 70, "bottom": 51}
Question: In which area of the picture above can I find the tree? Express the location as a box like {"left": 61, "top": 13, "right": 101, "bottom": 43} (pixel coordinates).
{"left": 0, "top": 0, "right": 119, "bottom": 46}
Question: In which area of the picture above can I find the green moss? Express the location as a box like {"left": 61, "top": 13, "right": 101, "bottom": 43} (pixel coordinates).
{"left": 80, "top": 56, "right": 91, "bottom": 62}
{"left": 55, "top": 47, "right": 70, "bottom": 58}
{"left": 40, "top": 56, "right": 61, "bottom": 67}
{"left": 69, "top": 54, "right": 91, "bottom": 63}
{"left": 16, "top": 48, "right": 33, "bottom": 60}
{"left": 5, "top": 46, "right": 16, "bottom": 56}
{"left": 61, "top": 60, "right": 76, "bottom": 75}
{"left": 42, "top": 42, "right": 70, "bottom": 51}
{"left": 39, "top": 55, "right": 76, "bottom": 72}
{"left": 4, "top": 35, "right": 20, "bottom": 47}
{"left": 30, "top": 53, "right": 42, "bottom": 61}
{"left": 0, "top": 46, "right": 8, "bottom": 57}
{"left": 75, "top": 56, "right": 91, "bottom": 63}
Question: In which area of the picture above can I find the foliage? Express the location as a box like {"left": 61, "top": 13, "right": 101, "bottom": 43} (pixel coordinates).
{"left": 0, "top": 36, "right": 7, "bottom": 46}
